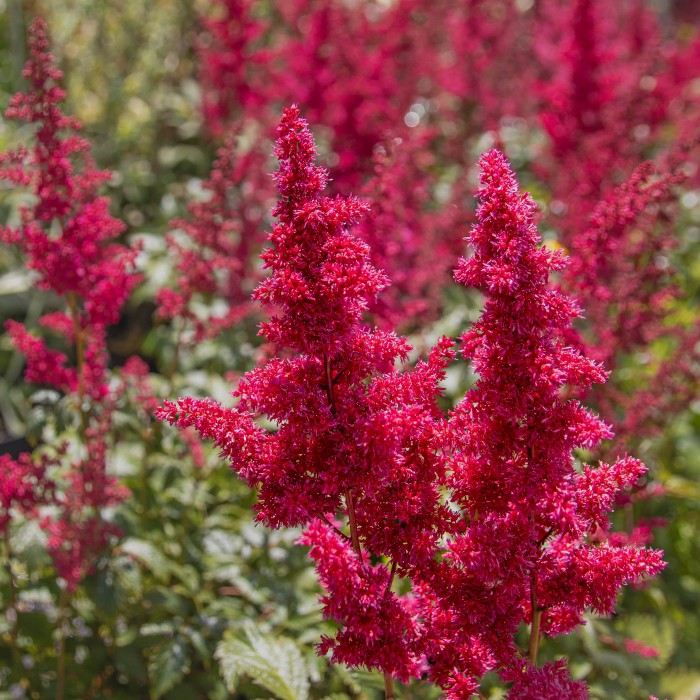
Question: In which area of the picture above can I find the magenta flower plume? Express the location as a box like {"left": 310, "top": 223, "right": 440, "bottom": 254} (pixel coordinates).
{"left": 0, "top": 18, "right": 137, "bottom": 589}
{"left": 358, "top": 132, "right": 467, "bottom": 331}
{"left": 253, "top": 105, "right": 385, "bottom": 353}
{"left": 159, "top": 106, "right": 457, "bottom": 680}
{"left": 0, "top": 452, "right": 57, "bottom": 535}
{"left": 413, "top": 150, "right": 665, "bottom": 696}
{"left": 0, "top": 17, "right": 140, "bottom": 401}
{"left": 563, "top": 162, "right": 700, "bottom": 449}
{"left": 156, "top": 130, "right": 269, "bottom": 342}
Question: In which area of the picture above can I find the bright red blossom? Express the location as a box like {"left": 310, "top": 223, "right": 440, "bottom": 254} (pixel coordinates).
{"left": 159, "top": 107, "right": 458, "bottom": 678}
{"left": 156, "top": 130, "right": 268, "bottom": 342}
{"left": 410, "top": 150, "right": 665, "bottom": 695}
{"left": 0, "top": 18, "right": 136, "bottom": 590}
{"left": 160, "top": 118, "right": 665, "bottom": 697}
{"left": 0, "top": 452, "right": 58, "bottom": 535}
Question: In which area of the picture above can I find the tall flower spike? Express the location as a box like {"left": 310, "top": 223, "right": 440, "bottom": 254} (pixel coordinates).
{"left": 0, "top": 17, "right": 137, "bottom": 589}
{"left": 414, "top": 150, "right": 664, "bottom": 697}
{"left": 160, "top": 107, "right": 458, "bottom": 682}
{"left": 156, "top": 129, "right": 267, "bottom": 343}
{"left": 1, "top": 17, "right": 140, "bottom": 400}
{"left": 254, "top": 105, "right": 386, "bottom": 354}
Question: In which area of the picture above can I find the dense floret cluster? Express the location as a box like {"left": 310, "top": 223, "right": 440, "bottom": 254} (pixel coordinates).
{"left": 159, "top": 117, "right": 665, "bottom": 698}
{"left": 2, "top": 7, "right": 698, "bottom": 699}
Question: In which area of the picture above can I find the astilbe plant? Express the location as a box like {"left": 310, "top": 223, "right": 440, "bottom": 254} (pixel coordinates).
{"left": 156, "top": 128, "right": 269, "bottom": 364}
{"left": 194, "top": 0, "right": 700, "bottom": 371}
{"left": 358, "top": 129, "right": 467, "bottom": 332}
{"left": 199, "top": 0, "right": 423, "bottom": 187}
{"left": 193, "top": 0, "right": 528, "bottom": 331}
{"left": 531, "top": 0, "right": 700, "bottom": 463}
{"left": 0, "top": 18, "right": 136, "bottom": 591}
{"left": 160, "top": 109, "right": 664, "bottom": 698}
{"left": 408, "top": 150, "right": 665, "bottom": 697}
{"left": 159, "top": 106, "right": 460, "bottom": 692}
{"left": 563, "top": 161, "right": 700, "bottom": 450}
{"left": 536, "top": 0, "right": 669, "bottom": 223}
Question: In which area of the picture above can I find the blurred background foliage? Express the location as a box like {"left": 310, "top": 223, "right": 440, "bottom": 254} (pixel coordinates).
{"left": 0, "top": 1, "right": 699, "bottom": 699}
{"left": 1, "top": 0, "right": 212, "bottom": 232}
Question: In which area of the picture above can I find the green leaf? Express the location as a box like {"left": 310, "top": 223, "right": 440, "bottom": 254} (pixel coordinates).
{"left": 149, "top": 634, "right": 191, "bottom": 700}
{"left": 120, "top": 537, "right": 171, "bottom": 582}
{"left": 182, "top": 625, "right": 210, "bottom": 661}
{"left": 112, "top": 554, "right": 144, "bottom": 598}
{"left": 658, "top": 668, "right": 700, "bottom": 698}
{"left": 215, "top": 626, "right": 310, "bottom": 700}
{"left": 169, "top": 562, "right": 201, "bottom": 594}
{"left": 140, "top": 621, "right": 179, "bottom": 638}
{"left": 115, "top": 644, "right": 148, "bottom": 684}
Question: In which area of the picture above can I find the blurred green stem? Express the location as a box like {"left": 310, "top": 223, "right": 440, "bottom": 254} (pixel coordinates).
{"left": 55, "top": 587, "right": 71, "bottom": 700}
{"left": 3, "top": 528, "right": 21, "bottom": 670}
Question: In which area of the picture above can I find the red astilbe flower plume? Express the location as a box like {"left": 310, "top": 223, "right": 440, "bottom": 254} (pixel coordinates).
{"left": 0, "top": 451, "right": 58, "bottom": 535}
{"left": 159, "top": 106, "right": 459, "bottom": 680}
{"left": 410, "top": 151, "right": 665, "bottom": 697}
{"left": 156, "top": 128, "right": 269, "bottom": 343}
{"left": 357, "top": 130, "right": 468, "bottom": 332}
{"left": 562, "top": 162, "right": 700, "bottom": 450}
{"left": 533, "top": 0, "right": 699, "bottom": 242}
{"left": 197, "top": 0, "right": 271, "bottom": 135}
{"left": 0, "top": 17, "right": 140, "bottom": 400}
{"left": 198, "top": 0, "right": 424, "bottom": 188}
{"left": 0, "top": 18, "right": 136, "bottom": 589}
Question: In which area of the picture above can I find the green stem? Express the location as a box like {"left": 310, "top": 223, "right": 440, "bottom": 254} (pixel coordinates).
{"left": 3, "top": 529, "right": 21, "bottom": 670}
{"left": 55, "top": 587, "right": 71, "bottom": 700}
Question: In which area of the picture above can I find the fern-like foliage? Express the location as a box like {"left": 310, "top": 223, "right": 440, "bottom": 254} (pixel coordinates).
{"left": 215, "top": 624, "right": 311, "bottom": 700}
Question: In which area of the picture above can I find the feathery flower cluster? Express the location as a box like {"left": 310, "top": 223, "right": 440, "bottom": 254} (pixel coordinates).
{"left": 0, "top": 18, "right": 139, "bottom": 398}
{"left": 160, "top": 114, "right": 664, "bottom": 697}
{"left": 160, "top": 107, "right": 459, "bottom": 679}
{"left": 194, "top": 0, "right": 700, "bottom": 389}
{"left": 0, "top": 18, "right": 136, "bottom": 589}
{"left": 563, "top": 162, "right": 700, "bottom": 447}
{"left": 156, "top": 130, "right": 269, "bottom": 342}
{"left": 199, "top": 0, "right": 420, "bottom": 187}
{"left": 192, "top": 0, "right": 530, "bottom": 330}
{"left": 0, "top": 451, "right": 57, "bottom": 535}
{"left": 358, "top": 131, "right": 467, "bottom": 331}
{"left": 537, "top": 0, "right": 668, "bottom": 222}
{"left": 532, "top": 0, "right": 700, "bottom": 455}
{"left": 394, "top": 150, "right": 665, "bottom": 696}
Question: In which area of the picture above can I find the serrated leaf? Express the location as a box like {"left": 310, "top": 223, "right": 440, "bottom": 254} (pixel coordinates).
{"left": 182, "top": 625, "right": 209, "bottom": 660}
{"left": 215, "top": 626, "right": 310, "bottom": 700}
{"left": 149, "top": 634, "right": 190, "bottom": 699}
{"left": 120, "top": 538, "right": 170, "bottom": 582}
